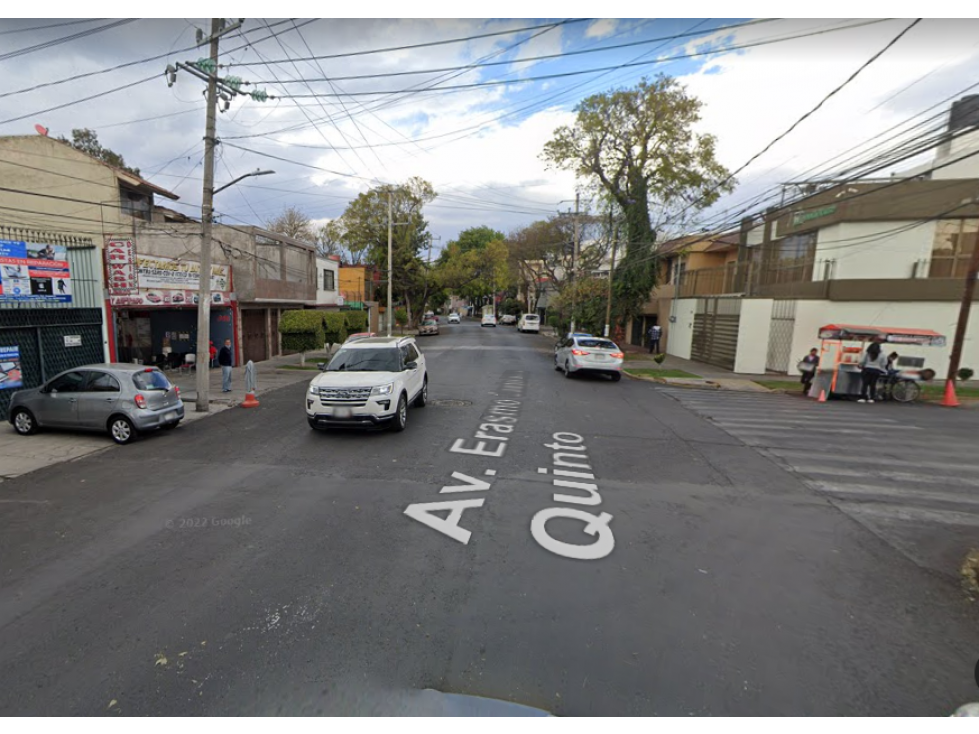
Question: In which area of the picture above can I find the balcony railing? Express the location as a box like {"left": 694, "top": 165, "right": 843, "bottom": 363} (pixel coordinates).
{"left": 677, "top": 263, "right": 746, "bottom": 297}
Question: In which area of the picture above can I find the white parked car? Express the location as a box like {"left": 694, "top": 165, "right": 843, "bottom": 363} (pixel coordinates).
{"left": 554, "top": 335, "right": 624, "bottom": 381}
{"left": 481, "top": 313, "right": 497, "bottom": 327}
{"left": 517, "top": 313, "right": 541, "bottom": 333}
{"left": 448, "top": 313, "right": 461, "bottom": 324}
{"left": 307, "top": 336, "right": 427, "bottom": 432}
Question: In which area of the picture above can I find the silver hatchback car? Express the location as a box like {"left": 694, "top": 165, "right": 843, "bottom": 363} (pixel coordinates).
{"left": 8, "top": 364, "right": 185, "bottom": 444}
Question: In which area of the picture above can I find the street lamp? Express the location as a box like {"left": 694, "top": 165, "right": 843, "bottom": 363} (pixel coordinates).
{"left": 195, "top": 169, "right": 275, "bottom": 413}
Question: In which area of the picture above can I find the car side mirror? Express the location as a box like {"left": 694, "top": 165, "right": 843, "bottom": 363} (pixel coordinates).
{"left": 317, "top": 362, "right": 327, "bottom": 372}
{"left": 47, "top": 387, "right": 57, "bottom": 395}
{"left": 405, "top": 361, "right": 418, "bottom": 370}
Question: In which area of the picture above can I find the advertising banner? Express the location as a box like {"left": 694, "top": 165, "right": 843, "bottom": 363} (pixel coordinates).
{"left": 109, "top": 289, "right": 234, "bottom": 307}
{"left": 0, "top": 239, "right": 72, "bottom": 303}
{"left": 105, "top": 239, "right": 137, "bottom": 295}
{"left": 0, "top": 345, "right": 22, "bottom": 390}
{"left": 136, "top": 254, "right": 230, "bottom": 292}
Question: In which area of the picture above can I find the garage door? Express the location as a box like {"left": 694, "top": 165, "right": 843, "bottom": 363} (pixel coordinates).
{"left": 691, "top": 297, "right": 741, "bottom": 370}
{"left": 242, "top": 309, "right": 267, "bottom": 363}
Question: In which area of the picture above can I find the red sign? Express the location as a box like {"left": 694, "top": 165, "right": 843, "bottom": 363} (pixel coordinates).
{"left": 105, "top": 239, "right": 136, "bottom": 295}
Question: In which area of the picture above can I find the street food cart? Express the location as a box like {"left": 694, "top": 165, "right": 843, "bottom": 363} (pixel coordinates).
{"left": 807, "top": 324, "right": 946, "bottom": 400}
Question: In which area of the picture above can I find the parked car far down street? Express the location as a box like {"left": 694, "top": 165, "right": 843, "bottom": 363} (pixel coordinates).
{"left": 500, "top": 314, "right": 517, "bottom": 325}
{"left": 554, "top": 335, "right": 624, "bottom": 381}
{"left": 481, "top": 312, "right": 497, "bottom": 327}
{"left": 448, "top": 313, "right": 461, "bottom": 324}
{"left": 517, "top": 313, "right": 541, "bottom": 333}
{"left": 8, "top": 364, "right": 184, "bottom": 445}
{"left": 307, "top": 336, "right": 427, "bottom": 432}
{"left": 419, "top": 318, "right": 440, "bottom": 336}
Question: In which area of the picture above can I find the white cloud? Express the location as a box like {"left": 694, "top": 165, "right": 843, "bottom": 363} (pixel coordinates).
{"left": 585, "top": 19, "right": 618, "bottom": 40}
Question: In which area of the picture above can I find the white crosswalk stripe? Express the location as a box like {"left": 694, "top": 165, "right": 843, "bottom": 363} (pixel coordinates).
{"left": 658, "top": 387, "right": 979, "bottom": 571}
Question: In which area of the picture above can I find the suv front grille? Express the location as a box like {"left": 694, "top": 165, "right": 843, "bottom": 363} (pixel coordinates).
{"left": 318, "top": 386, "right": 372, "bottom": 405}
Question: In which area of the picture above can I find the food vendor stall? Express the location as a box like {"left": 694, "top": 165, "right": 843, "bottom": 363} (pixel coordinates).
{"left": 806, "top": 324, "right": 946, "bottom": 400}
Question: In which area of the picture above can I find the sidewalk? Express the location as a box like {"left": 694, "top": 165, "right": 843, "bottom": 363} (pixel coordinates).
{"left": 0, "top": 350, "right": 327, "bottom": 482}
{"left": 618, "top": 341, "right": 773, "bottom": 392}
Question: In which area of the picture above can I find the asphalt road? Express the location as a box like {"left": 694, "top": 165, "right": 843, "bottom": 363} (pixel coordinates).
{"left": 0, "top": 319, "right": 977, "bottom": 716}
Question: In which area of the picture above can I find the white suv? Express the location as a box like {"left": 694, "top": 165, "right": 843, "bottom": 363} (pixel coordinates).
{"left": 517, "top": 313, "right": 540, "bottom": 333}
{"left": 306, "top": 336, "right": 427, "bottom": 432}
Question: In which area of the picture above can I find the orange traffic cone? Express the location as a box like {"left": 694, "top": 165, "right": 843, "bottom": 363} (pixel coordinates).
{"left": 818, "top": 389, "right": 827, "bottom": 403}
{"left": 941, "top": 379, "right": 960, "bottom": 408}
{"left": 241, "top": 391, "right": 260, "bottom": 408}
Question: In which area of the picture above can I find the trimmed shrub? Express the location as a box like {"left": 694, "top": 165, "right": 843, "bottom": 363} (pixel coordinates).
{"left": 344, "top": 310, "right": 369, "bottom": 333}
{"left": 322, "top": 312, "right": 348, "bottom": 349}
{"left": 278, "top": 310, "right": 325, "bottom": 361}
{"left": 959, "top": 367, "right": 975, "bottom": 382}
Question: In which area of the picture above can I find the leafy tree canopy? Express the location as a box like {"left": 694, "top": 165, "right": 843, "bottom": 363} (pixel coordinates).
{"left": 60, "top": 128, "right": 140, "bottom": 176}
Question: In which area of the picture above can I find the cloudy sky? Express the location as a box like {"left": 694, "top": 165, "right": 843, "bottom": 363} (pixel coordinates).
{"left": 1, "top": 11, "right": 978, "bottom": 254}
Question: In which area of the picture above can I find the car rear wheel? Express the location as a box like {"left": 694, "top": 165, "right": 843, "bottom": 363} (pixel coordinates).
{"left": 390, "top": 393, "right": 408, "bottom": 432}
{"left": 108, "top": 415, "right": 138, "bottom": 445}
{"left": 610, "top": 372, "right": 622, "bottom": 382}
{"left": 12, "top": 408, "right": 38, "bottom": 436}
{"left": 414, "top": 377, "right": 428, "bottom": 407}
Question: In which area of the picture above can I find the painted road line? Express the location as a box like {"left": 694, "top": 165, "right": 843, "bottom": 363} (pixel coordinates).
{"left": 790, "top": 466, "right": 979, "bottom": 487}
{"left": 711, "top": 420, "right": 918, "bottom": 430}
{"left": 763, "top": 449, "right": 979, "bottom": 473}
{"left": 842, "top": 503, "right": 979, "bottom": 527}
{"left": 809, "top": 481, "right": 979, "bottom": 507}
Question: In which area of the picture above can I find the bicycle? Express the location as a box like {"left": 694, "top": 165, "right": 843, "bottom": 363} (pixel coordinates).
{"left": 875, "top": 373, "right": 921, "bottom": 403}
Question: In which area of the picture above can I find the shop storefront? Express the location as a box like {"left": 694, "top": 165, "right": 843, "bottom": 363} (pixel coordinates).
{"left": 106, "top": 241, "right": 238, "bottom": 369}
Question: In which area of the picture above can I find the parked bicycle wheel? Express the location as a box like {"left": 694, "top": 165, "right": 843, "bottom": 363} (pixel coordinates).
{"left": 891, "top": 379, "right": 920, "bottom": 403}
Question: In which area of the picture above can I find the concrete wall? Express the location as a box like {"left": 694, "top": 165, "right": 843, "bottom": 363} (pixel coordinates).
{"left": 734, "top": 299, "right": 773, "bottom": 374}
{"left": 785, "top": 299, "right": 979, "bottom": 378}
{"left": 0, "top": 135, "right": 131, "bottom": 240}
{"left": 666, "top": 299, "right": 697, "bottom": 360}
{"left": 814, "top": 221, "right": 934, "bottom": 281}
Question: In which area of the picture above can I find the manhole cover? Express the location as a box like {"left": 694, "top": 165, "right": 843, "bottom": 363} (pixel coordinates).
{"left": 430, "top": 399, "right": 472, "bottom": 407}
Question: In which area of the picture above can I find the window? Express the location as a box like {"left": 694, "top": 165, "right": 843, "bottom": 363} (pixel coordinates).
{"left": 132, "top": 370, "right": 172, "bottom": 391}
{"left": 757, "top": 232, "right": 817, "bottom": 286}
{"left": 323, "top": 269, "right": 336, "bottom": 291}
{"left": 930, "top": 219, "right": 977, "bottom": 278}
{"left": 89, "top": 373, "right": 120, "bottom": 392}
{"left": 47, "top": 371, "right": 89, "bottom": 393}
{"left": 405, "top": 343, "right": 420, "bottom": 363}
{"left": 327, "top": 348, "right": 401, "bottom": 372}
{"left": 120, "top": 188, "right": 151, "bottom": 221}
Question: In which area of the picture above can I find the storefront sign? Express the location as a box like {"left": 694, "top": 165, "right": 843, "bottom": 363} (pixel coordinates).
{"left": 109, "top": 289, "right": 234, "bottom": 307}
{"left": 136, "top": 254, "right": 230, "bottom": 292}
{"left": 64, "top": 335, "right": 82, "bottom": 347}
{"left": 0, "top": 239, "right": 72, "bottom": 303}
{"left": 105, "top": 239, "right": 137, "bottom": 295}
{"left": 792, "top": 205, "right": 837, "bottom": 227}
{"left": 0, "top": 345, "right": 22, "bottom": 389}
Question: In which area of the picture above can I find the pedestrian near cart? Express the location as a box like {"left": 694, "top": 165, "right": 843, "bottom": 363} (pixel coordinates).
{"left": 799, "top": 348, "right": 819, "bottom": 395}
{"left": 647, "top": 324, "right": 662, "bottom": 354}
{"left": 858, "top": 342, "right": 888, "bottom": 403}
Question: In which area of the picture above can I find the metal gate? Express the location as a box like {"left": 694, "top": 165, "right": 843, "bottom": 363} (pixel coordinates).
{"left": 691, "top": 297, "right": 741, "bottom": 370}
{"left": 0, "top": 308, "right": 104, "bottom": 421}
{"left": 766, "top": 300, "right": 797, "bottom": 373}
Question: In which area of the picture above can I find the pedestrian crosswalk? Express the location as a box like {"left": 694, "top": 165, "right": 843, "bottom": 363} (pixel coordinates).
{"left": 657, "top": 387, "right": 979, "bottom": 575}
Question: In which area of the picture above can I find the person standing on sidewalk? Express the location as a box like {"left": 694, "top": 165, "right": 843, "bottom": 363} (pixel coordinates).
{"left": 218, "top": 338, "right": 234, "bottom": 393}
{"left": 799, "top": 347, "right": 819, "bottom": 395}
{"left": 647, "top": 324, "right": 662, "bottom": 354}
{"left": 858, "top": 342, "right": 888, "bottom": 403}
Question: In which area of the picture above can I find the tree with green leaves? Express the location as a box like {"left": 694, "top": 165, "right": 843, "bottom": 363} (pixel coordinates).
{"left": 438, "top": 236, "right": 511, "bottom": 308}
{"left": 60, "top": 128, "right": 140, "bottom": 176}
{"left": 328, "top": 177, "right": 436, "bottom": 324}
{"left": 541, "top": 75, "right": 732, "bottom": 325}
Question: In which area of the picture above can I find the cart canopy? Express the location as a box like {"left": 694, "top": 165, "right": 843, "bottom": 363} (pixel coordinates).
{"left": 817, "top": 323, "right": 946, "bottom": 346}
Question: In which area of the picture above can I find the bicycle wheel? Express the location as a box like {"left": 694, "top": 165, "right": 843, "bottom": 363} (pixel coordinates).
{"left": 891, "top": 379, "right": 920, "bottom": 403}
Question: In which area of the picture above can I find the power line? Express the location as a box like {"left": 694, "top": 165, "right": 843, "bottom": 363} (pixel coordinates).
{"left": 0, "top": 18, "right": 137, "bottom": 64}
{"left": 224, "top": 19, "right": 592, "bottom": 67}
{"left": 0, "top": 18, "right": 108, "bottom": 36}
{"left": 268, "top": 20, "right": 889, "bottom": 99}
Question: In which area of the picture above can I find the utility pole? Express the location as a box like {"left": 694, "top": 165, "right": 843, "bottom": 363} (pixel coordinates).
{"left": 387, "top": 190, "right": 393, "bottom": 337}
{"left": 194, "top": 18, "right": 221, "bottom": 414}
{"left": 943, "top": 238, "right": 979, "bottom": 406}
{"left": 569, "top": 192, "right": 580, "bottom": 334}
{"left": 604, "top": 209, "right": 618, "bottom": 339}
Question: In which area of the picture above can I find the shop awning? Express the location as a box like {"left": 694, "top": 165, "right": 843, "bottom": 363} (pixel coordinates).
{"left": 817, "top": 323, "right": 947, "bottom": 346}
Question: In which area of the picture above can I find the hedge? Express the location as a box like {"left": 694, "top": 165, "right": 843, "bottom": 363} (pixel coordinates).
{"left": 278, "top": 310, "right": 325, "bottom": 354}
{"left": 323, "top": 312, "right": 348, "bottom": 348}
{"left": 344, "top": 310, "right": 369, "bottom": 333}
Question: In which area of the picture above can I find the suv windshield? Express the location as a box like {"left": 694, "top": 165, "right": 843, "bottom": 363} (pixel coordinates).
{"left": 132, "top": 369, "right": 172, "bottom": 391}
{"left": 327, "top": 348, "right": 401, "bottom": 372}
{"left": 577, "top": 339, "right": 617, "bottom": 350}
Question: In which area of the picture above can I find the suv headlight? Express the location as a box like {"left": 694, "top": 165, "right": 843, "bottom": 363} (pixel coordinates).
{"left": 308, "top": 383, "right": 319, "bottom": 395}
{"left": 371, "top": 383, "right": 394, "bottom": 396}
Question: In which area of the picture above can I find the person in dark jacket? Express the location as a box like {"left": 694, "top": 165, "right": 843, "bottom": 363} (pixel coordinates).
{"left": 858, "top": 342, "right": 888, "bottom": 403}
{"left": 799, "top": 348, "right": 819, "bottom": 395}
{"left": 218, "top": 338, "right": 233, "bottom": 392}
